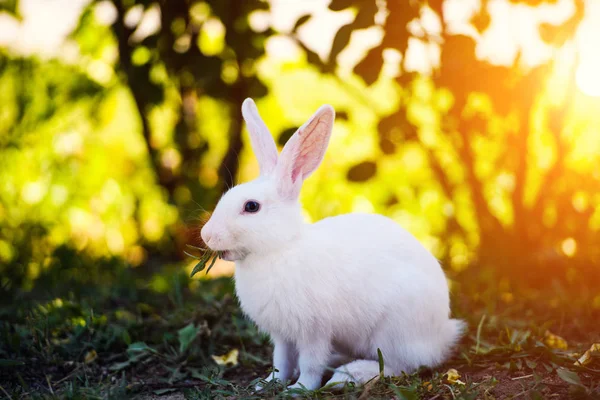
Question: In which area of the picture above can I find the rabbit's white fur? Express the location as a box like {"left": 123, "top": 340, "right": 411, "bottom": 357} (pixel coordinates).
{"left": 201, "top": 99, "right": 465, "bottom": 391}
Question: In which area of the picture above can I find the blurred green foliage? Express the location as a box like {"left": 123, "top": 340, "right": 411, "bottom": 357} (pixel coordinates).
{"left": 1, "top": 0, "right": 599, "bottom": 299}
{"left": 301, "top": 0, "right": 600, "bottom": 287}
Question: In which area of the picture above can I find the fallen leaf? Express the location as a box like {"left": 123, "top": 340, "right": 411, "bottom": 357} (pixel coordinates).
{"left": 211, "top": 349, "right": 239, "bottom": 366}
{"left": 178, "top": 323, "right": 200, "bottom": 354}
{"left": 444, "top": 368, "right": 465, "bottom": 385}
{"left": 84, "top": 350, "right": 97, "bottom": 364}
{"left": 544, "top": 330, "right": 568, "bottom": 350}
{"left": 575, "top": 343, "right": 600, "bottom": 366}
{"left": 557, "top": 368, "right": 585, "bottom": 387}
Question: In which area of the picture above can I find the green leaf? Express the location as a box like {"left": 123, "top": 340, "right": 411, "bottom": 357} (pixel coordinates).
{"left": 109, "top": 360, "right": 131, "bottom": 371}
{"left": 390, "top": 385, "right": 418, "bottom": 400}
{"left": 515, "top": 359, "right": 523, "bottom": 370}
{"left": 122, "top": 329, "right": 131, "bottom": 345}
{"left": 127, "top": 341, "right": 158, "bottom": 354}
{"left": 178, "top": 323, "right": 200, "bottom": 354}
{"left": 154, "top": 388, "right": 177, "bottom": 395}
{"left": 184, "top": 250, "right": 200, "bottom": 260}
{"left": 191, "top": 260, "right": 207, "bottom": 276}
{"left": 354, "top": 45, "right": 383, "bottom": 86}
{"left": 526, "top": 359, "right": 537, "bottom": 369}
{"left": 475, "top": 314, "right": 486, "bottom": 354}
{"left": 556, "top": 368, "right": 585, "bottom": 387}
{"left": 293, "top": 14, "right": 311, "bottom": 33}
{"left": 377, "top": 348, "right": 384, "bottom": 378}
{"left": 186, "top": 244, "right": 206, "bottom": 251}
{"left": 347, "top": 161, "right": 377, "bottom": 182}
{"left": 329, "top": 0, "right": 353, "bottom": 11}
{"left": 278, "top": 127, "right": 299, "bottom": 146}
{"left": 329, "top": 24, "right": 353, "bottom": 65}
{"left": 0, "top": 359, "right": 24, "bottom": 367}
{"left": 205, "top": 253, "right": 219, "bottom": 275}
{"left": 329, "top": 3, "right": 376, "bottom": 67}
{"left": 0, "top": 0, "right": 21, "bottom": 20}
{"left": 297, "top": 40, "right": 326, "bottom": 71}
{"left": 353, "top": 2, "right": 378, "bottom": 29}
{"left": 190, "top": 250, "right": 214, "bottom": 277}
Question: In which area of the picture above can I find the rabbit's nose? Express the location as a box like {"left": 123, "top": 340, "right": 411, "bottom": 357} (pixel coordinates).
{"left": 200, "top": 223, "right": 213, "bottom": 246}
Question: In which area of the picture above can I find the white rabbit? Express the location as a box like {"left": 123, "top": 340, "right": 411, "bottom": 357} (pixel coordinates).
{"left": 200, "top": 98, "right": 465, "bottom": 391}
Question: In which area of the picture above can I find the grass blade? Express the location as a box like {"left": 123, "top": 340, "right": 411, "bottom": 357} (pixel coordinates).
{"left": 186, "top": 244, "right": 207, "bottom": 251}
{"left": 190, "top": 250, "right": 213, "bottom": 277}
{"left": 476, "top": 314, "right": 486, "bottom": 355}
{"left": 377, "top": 348, "right": 384, "bottom": 379}
{"left": 183, "top": 250, "right": 200, "bottom": 260}
{"left": 205, "top": 253, "right": 219, "bottom": 275}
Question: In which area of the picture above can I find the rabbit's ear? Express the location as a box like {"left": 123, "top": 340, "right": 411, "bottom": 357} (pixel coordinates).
{"left": 242, "top": 98, "right": 278, "bottom": 176}
{"left": 275, "top": 104, "right": 335, "bottom": 200}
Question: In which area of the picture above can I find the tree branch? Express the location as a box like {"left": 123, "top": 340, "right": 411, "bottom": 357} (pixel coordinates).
{"left": 455, "top": 119, "right": 504, "bottom": 239}
{"left": 111, "top": 0, "right": 176, "bottom": 199}
{"left": 511, "top": 110, "right": 530, "bottom": 241}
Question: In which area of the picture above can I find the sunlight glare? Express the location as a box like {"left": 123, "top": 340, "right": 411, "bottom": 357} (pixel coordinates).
{"left": 576, "top": 61, "right": 600, "bottom": 97}
{"left": 575, "top": 1, "right": 600, "bottom": 97}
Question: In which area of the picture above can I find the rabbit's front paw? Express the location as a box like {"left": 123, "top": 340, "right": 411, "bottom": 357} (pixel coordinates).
{"left": 287, "top": 375, "right": 321, "bottom": 392}
{"left": 254, "top": 380, "right": 267, "bottom": 392}
{"left": 254, "top": 376, "right": 284, "bottom": 392}
{"left": 286, "top": 381, "right": 313, "bottom": 396}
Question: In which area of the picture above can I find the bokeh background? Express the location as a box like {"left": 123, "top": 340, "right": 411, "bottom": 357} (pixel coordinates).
{"left": 2, "top": 0, "right": 600, "bottom": 396}
{"left": 2, "top": 0, "right": 600, "bottom": 294}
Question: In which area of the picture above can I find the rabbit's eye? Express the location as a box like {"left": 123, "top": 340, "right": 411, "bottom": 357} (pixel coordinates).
{"left": 243, "top": 200, "right": 260, "bottom": 213}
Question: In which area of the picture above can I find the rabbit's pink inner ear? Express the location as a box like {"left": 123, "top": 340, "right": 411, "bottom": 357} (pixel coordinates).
{"left": 275, "top": 105, "right": 335, "bottom": 200}
{"left": 291, "top": 105, "right": 335, "bottom": 181}
{"left": 242, "top": 98, "right": 278, "bottom": 175}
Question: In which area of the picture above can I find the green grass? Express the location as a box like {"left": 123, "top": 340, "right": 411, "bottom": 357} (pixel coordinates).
{"left": 1, "top": 261, "right": 600, "bottom": 399}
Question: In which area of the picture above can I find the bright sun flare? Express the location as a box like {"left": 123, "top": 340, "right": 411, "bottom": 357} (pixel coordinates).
{"left": 576, "top": 61, "right": 600, "bottom": 97}
{"left": 573, "top": 4, "right": 600, "bottom": 98}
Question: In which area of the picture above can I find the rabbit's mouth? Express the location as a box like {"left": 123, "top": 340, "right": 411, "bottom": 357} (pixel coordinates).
{"left": 219, "top": 248, "right": 249, "bottom": 261}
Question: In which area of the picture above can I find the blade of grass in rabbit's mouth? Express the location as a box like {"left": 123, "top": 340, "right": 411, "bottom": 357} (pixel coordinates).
{"left": 185, "top": 245, "right": 223, "bottom": 277}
